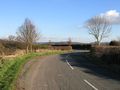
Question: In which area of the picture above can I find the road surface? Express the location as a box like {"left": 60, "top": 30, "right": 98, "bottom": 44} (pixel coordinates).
{"left": 16, "top": 52, "right": 120, "bottom": 90}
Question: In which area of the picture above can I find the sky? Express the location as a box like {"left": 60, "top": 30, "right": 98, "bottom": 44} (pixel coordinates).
{"left": 0, "top": 0, "right": 120, "bottom": 43}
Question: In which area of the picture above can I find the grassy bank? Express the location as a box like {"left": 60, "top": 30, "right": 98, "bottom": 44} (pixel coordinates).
{"left": 0, "top": 50, "right": 67, "bottom": 90}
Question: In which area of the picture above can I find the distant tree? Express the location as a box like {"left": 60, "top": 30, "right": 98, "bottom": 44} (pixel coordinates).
{"left": 49, "top": 40, "right": 51, "bottom": 46}
{"left": 16, "top": 18, "right": 39, "bottom": 53}
{"left": 85, "top": 16, "right": 112, "bottom": 45}
{"left": 8, "top": 35, "right": 16, "bottom": 41}
{"left": 118, "top": 37, "right": 120, "bottom": 42}
{"left": 68, "top": 38, "right": 72, "bottom": 46}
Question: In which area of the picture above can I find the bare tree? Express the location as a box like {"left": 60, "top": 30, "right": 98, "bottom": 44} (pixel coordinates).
{"left": 8, "top": 35, "right": 16, "bottom": 41}
{"left": 85, "top": 16, "right": 112, "bottom": 45}
{"left": 17, "top": 18, "right": 39, "bottom": 53}
{"left": 48, "top": 40, "right": 51, "bottom": 46}
{"left": 68, "top": 38, "right": 72, "bottom": 46}
{"left": 118, "top": 37, "right": 120, "bottom": 42}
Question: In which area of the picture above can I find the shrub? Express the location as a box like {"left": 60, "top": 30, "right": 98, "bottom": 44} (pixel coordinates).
{"left": 50, "top": 46, "right": 72, "bottom": 50}
{"left": 72, "top": 44, "right": 91, "bottom": 50}
{"left": 91, "top": 46, "right": 120, "bottom": 64}
{"left": 32, "top": 44, "right": 49, "bottom": 50}
{"left": 0, "top": 43, "right": 5, "bottom": 55}
{"left": 109, "top": 40, "right": 120, "bottom": 46}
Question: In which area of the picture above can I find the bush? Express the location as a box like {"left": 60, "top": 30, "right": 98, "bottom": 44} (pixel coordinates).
{"left": 109, "top": 40, "right": 120, "bottom": 46}
{"left": 0, "top": 39, "right": 26, "bottom": 55}
{"left": 51, "top": 46, "right": 72, "bottom": 50}
{"left": 72, "top": 44, "right": 91, "bottom": 50}
{"left": 32, "top": 44, "right": 49, "bottom": 50}
{"left": 0, "top": 43, "right": 5, "bottom": 55}
{"left": 91, "top": 46, "right": 120, "bottom": 65}
{"left": 3, "top": 41, "right": 25, "bottom": 50}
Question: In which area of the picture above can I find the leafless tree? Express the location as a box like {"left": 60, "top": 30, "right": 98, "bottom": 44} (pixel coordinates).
{"left": 16, "top": 18, "right": 39, "bottom": 53}
{"left": 118, "top": 37, "right": 120, "bottom": 42}
{"left": 85, "top": 16, "right": 112, "bottom": 45}
{"left": 48, "top": 40, "right": 51, "bottom": 46}
{"left": 68, "top": 38, "right": 72, "bottom": 46}
{"left": 8, "top": 35, "right": 16, "bottom": 41}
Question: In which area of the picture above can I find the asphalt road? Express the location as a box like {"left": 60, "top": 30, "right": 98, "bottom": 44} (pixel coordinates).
{"left": 16, "top": 52, "right": 120, "bottom": 90}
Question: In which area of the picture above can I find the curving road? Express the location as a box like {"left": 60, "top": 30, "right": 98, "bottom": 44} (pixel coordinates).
{"left": 16, "top": 52, "right": 120, "bottom": 90}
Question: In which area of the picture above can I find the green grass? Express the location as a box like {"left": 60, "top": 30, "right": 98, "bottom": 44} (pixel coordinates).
{"left": 0, "top": 50, "right": 67, "bottom": 90}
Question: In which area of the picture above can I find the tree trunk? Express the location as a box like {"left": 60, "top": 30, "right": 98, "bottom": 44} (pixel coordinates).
{"left": 30, "top": 44, "right": 32, "bottom": 52}
{"left": 97, "top": 41, "right": 100, "bottom": 45}
{"left": 96, "top": 38, "right": 100, "bottom": 45}
{"left": 26, "top": 45, "right": 29, "bottom": 53}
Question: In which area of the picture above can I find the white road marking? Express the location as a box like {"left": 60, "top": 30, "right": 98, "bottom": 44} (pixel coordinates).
{"left": 67, "top": 55, "right": 98, "bottom": 90}
{"left": 66, "top": 59, "right": 74, "bottom": 70}
{"left": 84, "top": 79, "right": 98, "bottom": 90}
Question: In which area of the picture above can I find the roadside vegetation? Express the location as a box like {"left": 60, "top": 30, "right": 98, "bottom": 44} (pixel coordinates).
{"left": 0, "top": 50, "right": 68, "bottom": 90}
{"left": 90, "top": 45, "right": 120, "bottom": 72}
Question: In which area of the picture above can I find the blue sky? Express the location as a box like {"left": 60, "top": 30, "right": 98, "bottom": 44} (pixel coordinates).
{"left": 0, "top": 0, "right": 120, "bottom": 42}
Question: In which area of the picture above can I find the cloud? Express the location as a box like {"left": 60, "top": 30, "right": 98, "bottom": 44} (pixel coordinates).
{"left": 100, "top": 10, "right": 120, "bottom": 24}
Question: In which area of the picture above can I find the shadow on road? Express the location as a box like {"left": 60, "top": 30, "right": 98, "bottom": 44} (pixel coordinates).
{"left": 60, "top": 52, "right": 120, "bottom": 82}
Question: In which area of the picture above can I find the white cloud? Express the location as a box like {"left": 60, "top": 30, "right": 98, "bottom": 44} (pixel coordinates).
{"left": 100, "top": 10, "right": 120, "bottom": 24}
{"left": 103, "top": 10, "right": 119, "bottom": 17}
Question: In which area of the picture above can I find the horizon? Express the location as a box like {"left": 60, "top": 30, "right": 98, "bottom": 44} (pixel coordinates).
{"left": 0, "top": 0, "right": 120, "bottom": 43}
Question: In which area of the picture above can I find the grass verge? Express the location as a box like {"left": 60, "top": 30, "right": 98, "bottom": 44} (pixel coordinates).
{"left": 0, "top": 50, "right": 67, "bottom": 90}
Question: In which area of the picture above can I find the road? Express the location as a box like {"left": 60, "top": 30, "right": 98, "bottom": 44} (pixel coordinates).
{"left": 16, "top": 52, "right": 120, "bottom": 90}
